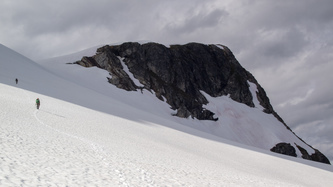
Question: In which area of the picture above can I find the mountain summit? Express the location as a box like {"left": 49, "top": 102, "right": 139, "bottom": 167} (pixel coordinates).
{"left": 72, "top": 42, "right": 330, "bottom": 164}
{"left": 1, "top": 42, "right": 332, "bottom": 185}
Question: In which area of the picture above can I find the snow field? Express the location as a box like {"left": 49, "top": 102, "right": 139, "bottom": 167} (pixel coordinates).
{"left": 1, "top": 83, "right": 333, "bottom": 186}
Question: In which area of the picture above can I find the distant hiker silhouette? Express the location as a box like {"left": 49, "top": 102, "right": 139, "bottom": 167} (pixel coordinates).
{"left": 36, "top": 98, "right": 40, "bottom": 109}
{"left": 15, "top": 78, "right": 18, "bottom": 84}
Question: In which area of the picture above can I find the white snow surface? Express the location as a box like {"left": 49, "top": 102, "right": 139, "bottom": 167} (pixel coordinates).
{"left": 1, "top": 43, "right": 332, "bottom": 186}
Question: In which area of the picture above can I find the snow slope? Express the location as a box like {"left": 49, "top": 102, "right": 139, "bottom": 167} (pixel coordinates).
{"left": 1, "top": 43, "right": 333, "bottom": 186}
{"left": 39, "top": 44, "right": 316, "bottom": 157}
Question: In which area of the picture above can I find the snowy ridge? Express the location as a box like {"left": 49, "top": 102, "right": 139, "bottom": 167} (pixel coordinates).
{"left": 1, "top": 44, "right": 332, "bottom": 186}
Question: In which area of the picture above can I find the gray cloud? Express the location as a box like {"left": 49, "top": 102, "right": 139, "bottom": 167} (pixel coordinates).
{"left": 261, "top": 28, "right": 308, "bottom": 59}
{"left": 164, "top": 9, "right": 228, "bottom": 35}
{"left": 1, "top": 0, "right": 333, "bottom": 161}
{"left": 7, "top": 0, "right": 129, "bottom": 35}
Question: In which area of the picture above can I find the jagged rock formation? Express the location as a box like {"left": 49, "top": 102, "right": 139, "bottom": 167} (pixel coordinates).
{"left": 270, "top": 143, "right": 297, "bottom": 157}
{"left": 73, "top": 42, "right": 330, "bottom": 164}
{"left": 75, "top": 42, "right": 276, "bottom": 120}
{"left": 295, "top": 144, "right": 331, "bottom": 164}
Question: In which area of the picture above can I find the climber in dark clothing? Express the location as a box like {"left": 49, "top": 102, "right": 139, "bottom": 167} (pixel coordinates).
{"left": 36, "top": 98, "right": 40, "bottom": 109}
{"left": 15, "top": 78, "right": 18, "bottom": 84}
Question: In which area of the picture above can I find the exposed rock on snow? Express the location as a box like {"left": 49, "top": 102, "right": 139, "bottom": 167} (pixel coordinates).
{"left": 270, "top": 143, "right": 297, "bottom": 157}
{"left": 295, "top": 144, "right": 331, "bottom": 164}
{"left": 75, "top": 42, "right": 265, "bottom": 120}
{"left": 72, "top": 42, "right": 330, "bottom": 164}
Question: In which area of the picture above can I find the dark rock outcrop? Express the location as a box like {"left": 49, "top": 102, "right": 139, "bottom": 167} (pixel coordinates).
{"left": 270, "top": 143, "right": 297, "bottom": 157}
{"left": 75, "top": 42, "right": 277, "bottom": 121}
{"left": 295, "top": 144, "right": 331, "bottom": 164}
{"left": 270, "top": 142, "right": 331, "bottom": 164}
{"left": 73, "top": 42, "right": 330, "bottom": 164}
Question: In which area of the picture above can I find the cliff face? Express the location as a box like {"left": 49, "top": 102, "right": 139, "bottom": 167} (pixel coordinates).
{"left": 75, "top": 42, "right": 275, "bottom": 120}
{"left": 73, "top": 42, "right": 330, "bottom": 164}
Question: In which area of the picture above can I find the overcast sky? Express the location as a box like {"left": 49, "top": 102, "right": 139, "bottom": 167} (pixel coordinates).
{"left": 1, "top": 0, "right": 333, "bottom": 161}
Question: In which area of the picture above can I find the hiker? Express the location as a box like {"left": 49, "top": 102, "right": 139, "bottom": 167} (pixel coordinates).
{"left": 15, "top": 78, "right": 18, "bottom": 84}
{"left": 36, "top": 98, "right": 40, "bottom": 109}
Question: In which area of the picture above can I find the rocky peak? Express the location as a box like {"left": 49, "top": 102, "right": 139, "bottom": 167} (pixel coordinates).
{"left": 73, "top": 42, "right": 330, "bottom": 164}
{"left": 76, "top": 42, "right": 268, "bottom": 120}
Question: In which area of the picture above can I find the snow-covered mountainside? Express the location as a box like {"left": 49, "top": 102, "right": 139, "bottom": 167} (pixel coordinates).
{"left": 41, "top": 42, "right": 330, "bottom": 164}
{"left": 1, "top": 43, "right": 332, "bottom": 186}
